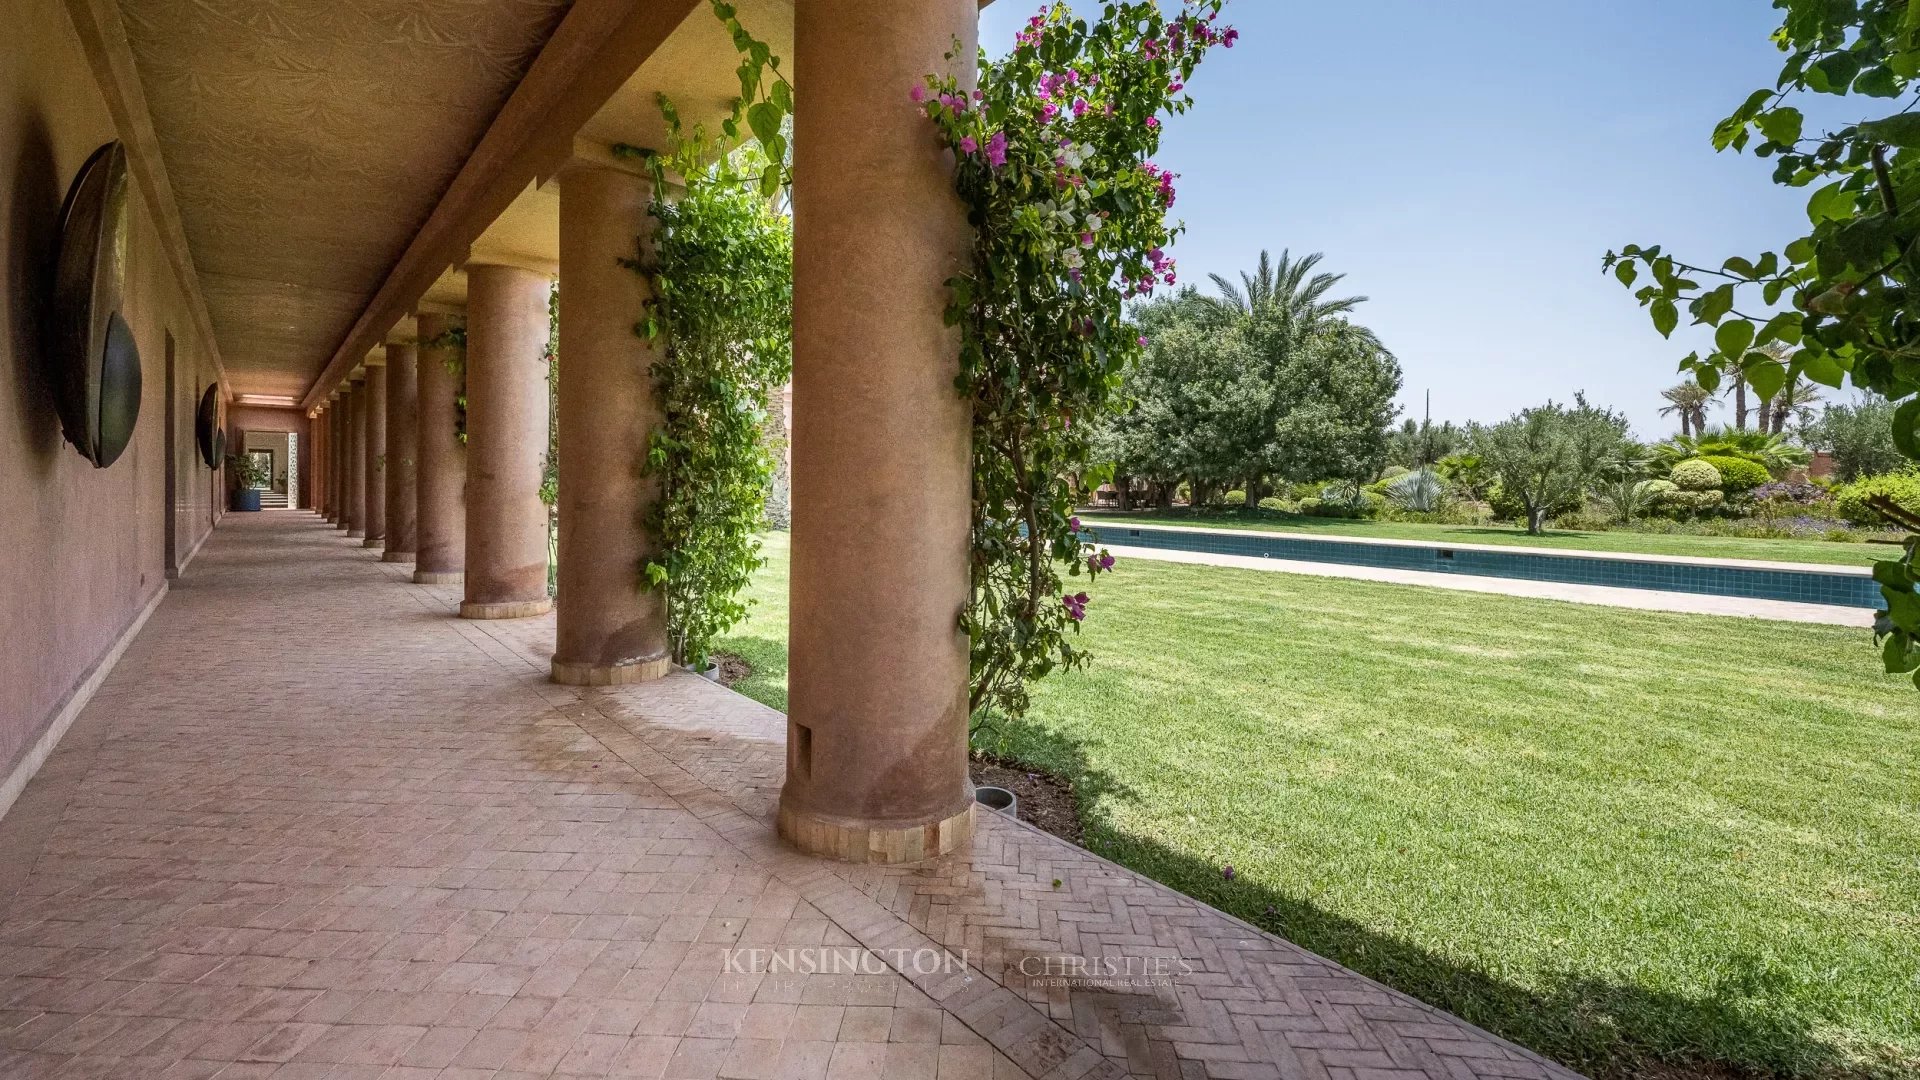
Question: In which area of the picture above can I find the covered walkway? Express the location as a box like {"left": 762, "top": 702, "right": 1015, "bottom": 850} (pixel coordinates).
{"left": 0, "top": 514, "right": 1575, "bottom": 1080}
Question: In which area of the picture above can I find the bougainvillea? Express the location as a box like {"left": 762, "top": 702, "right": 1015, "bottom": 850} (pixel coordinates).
{"left": 916, "top": 0, "right": 1233, "bottom": 725}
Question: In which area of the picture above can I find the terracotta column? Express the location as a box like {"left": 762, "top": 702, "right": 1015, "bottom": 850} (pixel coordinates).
{"left": 415, "top": 313, "right": 467, "bottom": 584}
{"left": 332, "top": 394, "right": 349, "bottom": 529}
{"left": 550, "top": 163, "right": 670, "bottom": 684}
{"left": 382, "top": 342, "right": 419, "bottom": 562}
{"left": 313, "top": 406, "right": 328, "bottom": 519}
{"left": 778, "top": 0, "right": 978, "bottom": 864}
{"left": 461, "top": 262, "right": 553, "bottom": 619}
{"left": 361, "top": 359, "right": 388, "bottom": 546}
{"left": 346, "top": 381, "right": 368, "bottom": 537}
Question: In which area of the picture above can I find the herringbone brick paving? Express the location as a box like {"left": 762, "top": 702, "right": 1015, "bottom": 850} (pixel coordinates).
{"left": 0, "top": 513, "right": 1582, "bottom": 1080}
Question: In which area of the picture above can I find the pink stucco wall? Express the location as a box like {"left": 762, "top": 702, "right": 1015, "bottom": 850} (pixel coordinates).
{"left": 1, "top": 1, "right": 223, "bottom": 786}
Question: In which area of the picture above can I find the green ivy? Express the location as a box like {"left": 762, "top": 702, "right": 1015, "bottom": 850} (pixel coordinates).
{"left": 621, "top": 3, "right": 793, "bottom": 669}
{"left": 420, "top": 322, "right": 469, "bottom": 444}
{"left": 917, "top": 1, "right": 1233, "bottom": 726}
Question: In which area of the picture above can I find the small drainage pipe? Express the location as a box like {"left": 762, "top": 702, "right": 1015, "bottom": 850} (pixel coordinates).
{"left": 975, "top": 785, "right": 1017, "bottom": 817}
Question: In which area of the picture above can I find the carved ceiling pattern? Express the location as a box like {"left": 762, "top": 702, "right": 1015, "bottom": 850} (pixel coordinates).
{"left": 118, "top": 0, "right": 572, "bottom": 395}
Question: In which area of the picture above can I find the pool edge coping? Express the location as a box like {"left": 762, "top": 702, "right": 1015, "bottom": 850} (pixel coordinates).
{"left": 1081, "top": 519, "right": 1878, "bottom": 578}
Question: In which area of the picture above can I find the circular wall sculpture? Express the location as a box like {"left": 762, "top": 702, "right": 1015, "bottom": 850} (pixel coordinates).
{"left": 195, "top": 383, "right": 224, "bottom": 468}
{"left": 50, "top": 141, "right": 142, "bottom": 469}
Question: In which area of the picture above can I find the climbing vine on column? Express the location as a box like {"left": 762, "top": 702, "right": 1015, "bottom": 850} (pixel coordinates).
{"left": 421, "top": 322, "right": 469, "bottom": 444}
{"left": 917, "top": 1, "right": 1233, "bottom": 725}
{"left": 619, "top": 2, "right": 793, "bottom": 669}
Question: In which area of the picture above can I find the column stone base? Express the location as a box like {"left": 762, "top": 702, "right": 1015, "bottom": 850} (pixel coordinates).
{"left": 414, "top": 570, "right": 464, "bottom": 585}
{"left": 347, "top": 529, "right": 365, "bottom": 539}
{"left": 381, "top": 551, "right": 415, "bottom": 564}
{"left": 361, "top": 537, "right": 384, "bottom": 548}
{"left": 460, "top": 598, "right": 552, "bottom": 620}
{"left": 551, "top": 653, "right": 672, "bottom": 687}
{"left": 777, "top": 800, "right": 974, "bottom": 865}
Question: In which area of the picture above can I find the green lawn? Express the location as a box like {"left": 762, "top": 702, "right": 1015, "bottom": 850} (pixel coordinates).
{"left": 1077, "top": 508, "right": 1892, "bottom": 567}
{"left": 717, "top": 534, "right": 1920, "bottom": 1079}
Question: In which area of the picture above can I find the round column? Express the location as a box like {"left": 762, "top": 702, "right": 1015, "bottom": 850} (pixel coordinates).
{"left": 314, "top": 406, "right": 329, "bottom": 520}
{"left": 778, "top": 0, "right": 978, "bottom": 864}
{"left": 331, "top": 395, "right": 349, "bottom": 529}
{"left": 383, "top": 343, "right": 419, "bottom": 562}
{"left": 415, "top": 313, "right": 467, "bottom": 585}
{"left": 361, "top": 360, "right": 388, "bottom": 547}
{"left": 551, "top": 164, "right": 670, "bottom": 685}
{"left": 346, "top": 382, "right": 368, "bottom": 538}
{"left": 461, "top": 262, "right": 553, "bottom": 620}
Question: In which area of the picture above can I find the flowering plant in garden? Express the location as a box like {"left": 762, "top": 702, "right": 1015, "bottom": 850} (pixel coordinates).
{"left": 916, "top": 0, "right": 1233, "bottom": 724}
{"left": 619, "top": 2, "right": 793, "bottom": 669}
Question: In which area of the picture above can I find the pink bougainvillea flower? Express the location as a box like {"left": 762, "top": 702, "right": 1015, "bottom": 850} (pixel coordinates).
{"left": 1223, "top": 27, "right": 1240, "bottom": 47}
{"left": 910, "top": 83, "right": 926, "bottom": 103}
{"left": 1144, "top": 116, "right": 1160, "bottom": 130}
{"left": 959, "top": 135, "right": 978, "bottom": 155}
{"left": 1069, "top": 516, "right": 1083, "bottom": 531}
{"left": 1072, "top": 97, "right": 1089, "bottom": 117}
{"left": 1137, "top": 335, "right": 1149, "bottom": 347}
{"left": 986, "top": 131, "right": 1008, "bottom": 168}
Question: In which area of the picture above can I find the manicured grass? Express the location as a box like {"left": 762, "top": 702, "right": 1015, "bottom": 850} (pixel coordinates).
{"left": 1078, "top": 507, "right": 1892, "bottom": 567}
{"left": 717, "top": 538, "right": 1920, "bottom": 1079}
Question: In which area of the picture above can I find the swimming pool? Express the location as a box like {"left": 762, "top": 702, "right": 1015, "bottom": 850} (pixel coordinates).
{"left": 1083, "top": 523, "right": 1884, "bottom": 610}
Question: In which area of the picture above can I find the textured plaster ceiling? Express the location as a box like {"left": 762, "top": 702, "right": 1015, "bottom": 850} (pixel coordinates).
{"left": 117, "top": 0, "right": 573, "bottom": 396}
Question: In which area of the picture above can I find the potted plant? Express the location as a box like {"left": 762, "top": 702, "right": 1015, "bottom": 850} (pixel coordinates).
{"left": 225, "top": 453, "right": 270, "bottom": 511}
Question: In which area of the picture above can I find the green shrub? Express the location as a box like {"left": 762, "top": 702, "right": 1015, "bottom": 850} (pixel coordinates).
{"left": 1669, "top": 458, "right": 1723, "bottom": 492}
{"left": 1551, "top": 505, "right": 1616, "bottom": 532}
{"left": 1698, "top": 454, "right": 1770, "bottom": 493}
{"left": 1222, "top": 489, "right": 1247, "bottom": 507}
{"left": 1834, "top": 468, "right": 1920, "bottom": 526}
{"left": 1256, "top": 496, "right": 1290, "bottom": 511}
{"left": 1655, "top": 489, "right": 1726, "bottom": 516}
{"left": 1486, "top": 479, "right": 1583, "bottom": 523}
{"left": 1298, "top": 492, "right": 1384, "bottom": 519}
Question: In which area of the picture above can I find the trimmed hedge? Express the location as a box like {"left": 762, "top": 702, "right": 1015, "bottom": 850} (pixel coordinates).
{"left": 1699, "top": 454, "right": 1771, "bottom": 493}
{"left": 1669, "top": 458, "right": 1723, "bottom": 492}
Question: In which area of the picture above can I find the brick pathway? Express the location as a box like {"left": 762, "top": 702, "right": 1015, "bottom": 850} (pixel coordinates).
{"left": 0, "top": 513, "right": 1582, "bottom": 1080}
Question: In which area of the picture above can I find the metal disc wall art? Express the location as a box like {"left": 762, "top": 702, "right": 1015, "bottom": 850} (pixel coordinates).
{"left": 50, "top": 141, "right": 142, "bottom": 468}
{"left": 195, "top": 383, "right": 224, "bottom": 468}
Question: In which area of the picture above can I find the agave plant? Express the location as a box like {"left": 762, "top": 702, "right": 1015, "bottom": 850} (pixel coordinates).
{"left": 1385, "top": 467, "right": 1447, "bottom": 512}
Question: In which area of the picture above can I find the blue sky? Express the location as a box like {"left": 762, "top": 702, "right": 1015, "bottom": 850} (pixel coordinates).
{"left": 978, "top": 1, "right": 1822, "bottom": 439}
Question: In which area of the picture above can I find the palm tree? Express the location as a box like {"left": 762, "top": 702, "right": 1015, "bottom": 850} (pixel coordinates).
{"left": 1760, "top": 376, "right": 1823, "bottom": 436}
{"left": 1658, "top": 382, "right": 1714, "bottom": 438}
{"left": 1205, "top": 250, "right": 1380, "bottom": 346}
{"left": 1652, "top": 427, "right": 1812, "bottom": 475}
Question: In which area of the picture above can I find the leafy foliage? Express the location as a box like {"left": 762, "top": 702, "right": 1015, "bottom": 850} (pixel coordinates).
{"left": 916, "top": 1, "right": 1232, "bottom": 723}
{"left": 624, "top": 4, "right": 793, "bottom": 668}
{"left": 1804, "top": 392, "right": 1905, "bottom": 479}
{"left": 1699, "top": 453, "right": 1772, "bottom": 492}
{"left": 1653, "top": 427, "right": 1810, "bottom": 475}
{"left": 1670, "top": 457, "right": 1725, "bottom": 492}
{"left": 1386, "top": 417, "right": 1466, "bottom": 468}
{"left": 1600, "top": 0, "right": 1920, "bottom": 683}
{"left": 1470, "top": 398, "right": 1631, "bottom": 534}
{"left": 1097, "top": 256, "right": 1400, "bottom": 505}
{"left": 1836, "top": 466, "right": 1920, "bottom": 525}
